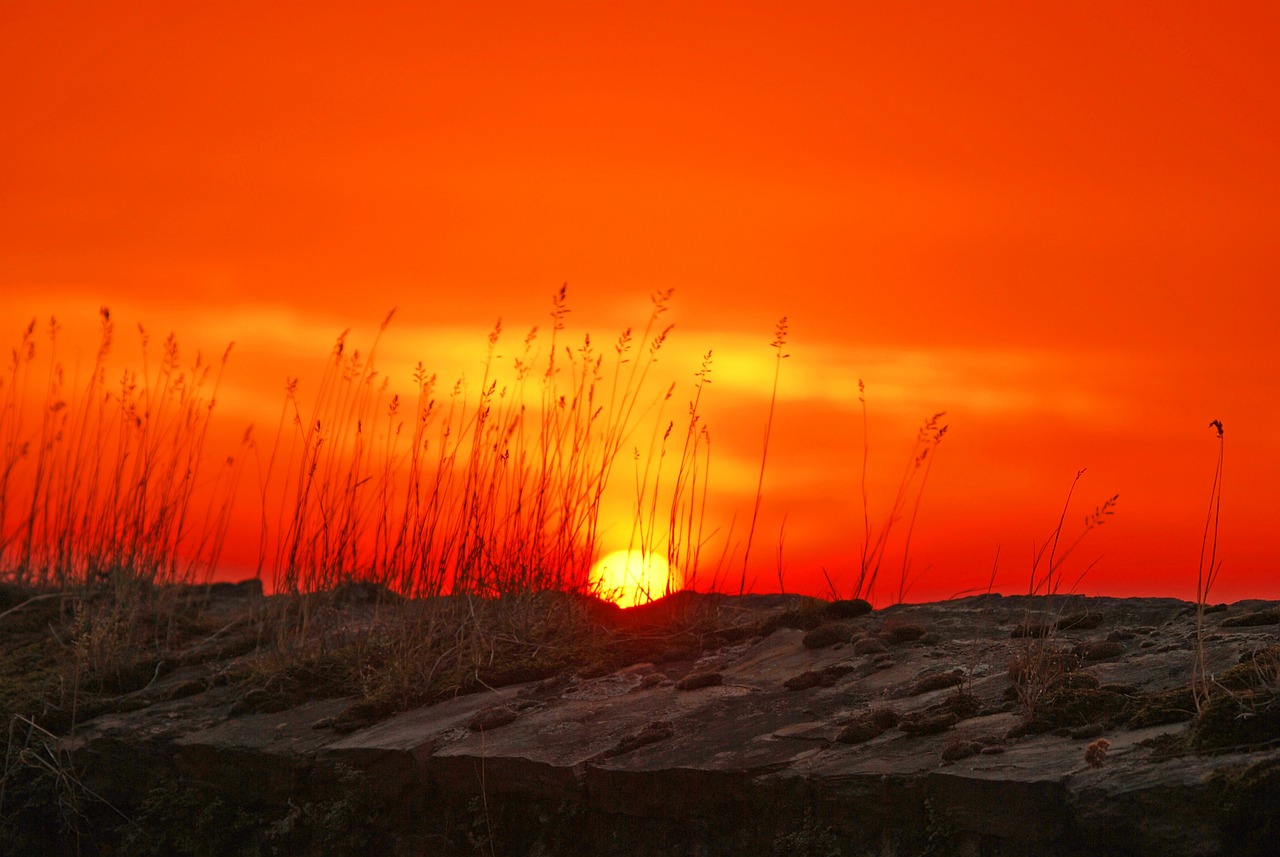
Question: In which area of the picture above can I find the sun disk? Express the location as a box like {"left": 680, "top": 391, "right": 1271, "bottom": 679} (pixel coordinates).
{"left": 591, "top": 550, "right": 672, "bottom": 608}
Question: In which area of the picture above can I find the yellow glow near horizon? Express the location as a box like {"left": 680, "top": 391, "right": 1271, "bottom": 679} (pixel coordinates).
{"left": 591, "top": 550, "right": 672, "bottom": 608}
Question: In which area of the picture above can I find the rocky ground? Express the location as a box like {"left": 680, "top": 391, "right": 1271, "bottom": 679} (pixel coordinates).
{"left": 2, "top": 585, "right": 1278, "bottom": 856}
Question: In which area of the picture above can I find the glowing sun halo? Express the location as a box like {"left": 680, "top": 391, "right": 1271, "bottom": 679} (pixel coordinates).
{"left": 591, "top": 550, "right": 672, "bottom": 608}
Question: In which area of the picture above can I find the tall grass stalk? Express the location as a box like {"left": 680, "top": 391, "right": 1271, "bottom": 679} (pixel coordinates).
{"left": 740, "top": 317, "right": 788, "bottom": 595}
{"left": 1014, "top": 476, "right": 1118, "bottom": 720}
{"left": 0, "top": 309, "right": 239, "bottom": 589}
{"left": 1193, "top": 419, "right": 1225, "bottom": 713}
{"left": 666, "top": 351, "right": 713, "bottom": 592}
{"left": 1026, "top": 469, "right": 1118, "bottom": 598}
{"left": 848, "top": 385, "right": 947, "bottom": 602}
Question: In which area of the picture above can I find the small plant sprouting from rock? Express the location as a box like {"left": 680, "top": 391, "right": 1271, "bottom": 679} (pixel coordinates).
{"left": 1084, "top": 737, "right": 1111, "bottom": 768}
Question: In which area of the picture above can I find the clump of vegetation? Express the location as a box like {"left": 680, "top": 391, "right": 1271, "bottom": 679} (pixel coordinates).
{"left": 1220, "top": 609, "right": 1280, "bottom": 628}
{"left": 1038, "top": 686, "right": 1128, "bottom": 731}
{"left": 838, "top": 385, "right": 947, "bottom": 605}
{"left": 835, "top": 706, "right": 899, "bottom": 744}
{"left": 825, "top": 598, "right": 873, "bottom": 620}
{"left": 1124, "top": 686, "right": 1197, "bottom": 729}
{"left": 850, "top": 636, "right": 887, "bottom": 656}
{"left": 1190, "top": 691, "right": 1280, "bottom": 752}
{"left": 1056, "top": 612, "right": 1103, "bottom": 631}
{"left": 1007, "top": 646, "right": 1080, "bottom": 718}
{"left": 1004, "top": 470, "right": 1118, "bottom": 730}
{"left": 1083, "top": 738, "right": 1111, "bottom": 768}
{"left": 1010, "top": 620, "right": 1053, "bottom": 639}
{"left": 882, "top": 619, "right": 925, "bottom": 644}
{"left": 801, "top": 622, "right": 855, "bottom": 649}
{"left": 899, "top": 710, "right": 958, "bottom": 736}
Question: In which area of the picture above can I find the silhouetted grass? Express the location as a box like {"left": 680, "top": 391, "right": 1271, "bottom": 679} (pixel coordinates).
{"left": 740, "top": 316, "right": 788, "bottom": 595}
{"left": 0, "top": 309, "right": 243, "bottom": 590}
{"left": 1193, "top": 419, "right": 1225, "bottom": 713}
{"left": 1009, "top": 470, "right": 1119, "bottom": 723}
{"left": 827, "top": 384, "right": 946, "bottom": 603}
{"left": 256, "top": 287, "right": 689, "bottom": 603}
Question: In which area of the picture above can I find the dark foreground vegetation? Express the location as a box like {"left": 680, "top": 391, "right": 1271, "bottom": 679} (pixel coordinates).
{"left": 0, "top": 577, "right": 830, "bottom": 855}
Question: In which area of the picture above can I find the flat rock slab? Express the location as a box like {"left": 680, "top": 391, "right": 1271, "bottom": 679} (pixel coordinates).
{"left": 57, "top": 593, "right": 1280, "bottom": 856}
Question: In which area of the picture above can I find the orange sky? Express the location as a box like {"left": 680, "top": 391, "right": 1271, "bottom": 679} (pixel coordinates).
{"left": 2, "top": 2, "right": 1277, "bottom": 603}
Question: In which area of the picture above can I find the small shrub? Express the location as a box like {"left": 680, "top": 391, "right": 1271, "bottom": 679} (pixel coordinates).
{"left": 1216, "top": 650, "right": 1280, "bottom": 693}
{"left": 1038, "top": 687, "right": 1127, "bottom": 728}
{"left": 835, "top": 706, "right": 899, "bottom": 745}
{"left": 1220, "top": 609, "right": 1280, "bottom": 628}
{"left": 1007, "top": 645, "right": 1081, "bottom": 717}
{"left": 940, "top": 691, "right": 982, "bottom": 720}
{"left": 783, "top": 664, "right": 854, "bottom": 691}
{"left": 1006, "top": 718, "right": 1054, "bottom": 739}
{"left": 1225, "top": 646, "right": 1280, "bottom": 692}
{"left": 802, "top": 623, "right": 853, "bottom": 649}
{"left": 869, "top": 706, "right": 901, "bottom": 729}
{"left": 1084, "top": 738, "right": 1111, "bottom": 768}
{"left": 1125, "top": 687, "right": 1196, "bottom": 729}
{"left": 883, "top": 621, "right": 925, "bottom": 644}
{"left": 852, "top": 637, "right": 888, "bottom": 656}
{"left": 835, "top": 718, "right": 884, "bottom": 745}
{"left": 825, "top": 599, "right": 873, "bottom": 620}
{"left": 1056, "top": 613, "right": 1103, "bottom": 631}
{"left": 1190, "top": 690, "right": 1280, "bottom": 752}
{"left": 941, "top": 739, "right": 983, "bottom": 762}
{"left": 900, "top": 710, "right": 958, "bottom": 736}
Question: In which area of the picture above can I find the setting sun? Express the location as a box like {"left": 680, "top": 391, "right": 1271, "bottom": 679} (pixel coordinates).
{"left": 591, "top": 550, "right": 673, "bottom": 609}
